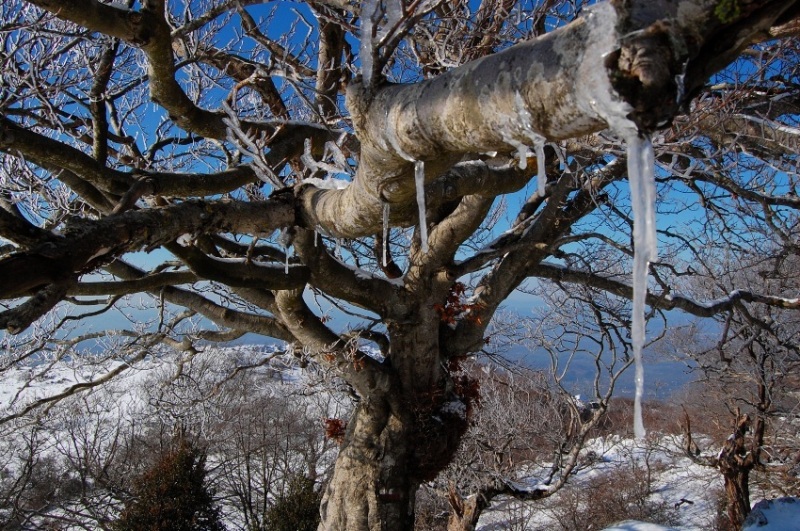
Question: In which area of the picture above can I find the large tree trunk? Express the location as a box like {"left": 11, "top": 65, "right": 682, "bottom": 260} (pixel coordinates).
{"left": 447, "top": 487, "right": 491, "bottom": 531}
{"left": 319, "top": 322, "right": 471, "bottom": 530}
{"left": 319, "top": 400, "right": 417, "bottom": 530}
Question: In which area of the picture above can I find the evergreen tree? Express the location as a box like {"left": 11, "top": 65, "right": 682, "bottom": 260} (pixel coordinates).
{"left": 114, "top": 434, "right": 225, "bottom": 531}
{"left": 264, "top": 475, "right": 321, "bottom": 531}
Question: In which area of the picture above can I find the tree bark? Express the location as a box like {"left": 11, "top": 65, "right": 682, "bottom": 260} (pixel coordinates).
{"left": 447, "top": 487, "right": 491, "bottom": 531}
{"left": 718, "top": 414, "right": 755, "bottom": 528}
{"left": 319, "top": 400, "right": 417, "bottom": 531}
{"left": 722, "top": 468, "right": 752, "bottom": 529}
{"left": 318, "top": 312, "right": 470, "bottom": 530}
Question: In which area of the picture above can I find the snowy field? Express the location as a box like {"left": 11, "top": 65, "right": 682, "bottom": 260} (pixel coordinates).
{"left": 1, "top": 346, "right": 797, "bottom": 530}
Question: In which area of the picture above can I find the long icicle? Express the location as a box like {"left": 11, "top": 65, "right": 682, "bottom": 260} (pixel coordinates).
{"left": 627, "top": 133, "right": 657, "bottom": 440}
{"left": 536, "top": 141, "right": 547, "bottom": 196}
{"left": 415, "top": 160, "right": 429, "bottom": 253}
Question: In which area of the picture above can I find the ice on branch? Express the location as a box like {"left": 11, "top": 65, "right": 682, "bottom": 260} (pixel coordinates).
{"left": 415, "top": 160, "right": 429, "bottom": 253}
{"left": 574, "top": 2, "right": 660, "bottom": 439}
{"left": 303, "top": 177, "right": 350, "bottom": 190}
{"left": 359, "top": 0, "right": 381, "bottom": 88}
{"left": 536, "top": 141, "right": 547, "bottom": 196}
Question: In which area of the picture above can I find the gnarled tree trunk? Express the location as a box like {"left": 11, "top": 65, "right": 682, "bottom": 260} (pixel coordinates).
{"left": 718, "top": 413, "right": 755, "bottom": 528}
{"left": 319, "top": 314, "right": 473, "bottom": 530}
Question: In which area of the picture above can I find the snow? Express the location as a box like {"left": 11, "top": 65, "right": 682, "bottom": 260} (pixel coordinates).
{"left": 3, "top": 348, "right": 798, "bottom": 530}
{"left": 743, "top": 497, "right": 800, "bottom": 530}
{"left": 303, "top": 176, "right": 350, "bottom": 190}
{"left": 415, "top": 160, "right": 429, "bottom": 253}
{"left": 477, "top": 434, "right": 725, "bottom": 530}
{"left": 603, "top": 522, "right": 677, "bottom": 531}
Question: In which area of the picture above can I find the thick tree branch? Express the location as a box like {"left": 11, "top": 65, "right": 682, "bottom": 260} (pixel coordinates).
{"left": 166, "top": 242, "right": 310, "bottom": 290}
{"left": 299, "top": 0, "right": 795, "bottom": 241}
{"left": 0, "top": 199, "right": 295, "bottom": 301}
{"left": 292, "top": 229, "right": 400, "bottom": 316}
{"left": 105, "top": 260, "right": 293, "bottom": 341}
{"left": 274, "top": 288, "right": 399, "bottom": 402}
{"left": 68, "top": 271, "right": 199, "bottom": 296}
{"left": 529, "top": 262, "right": 800, "bottom": 317}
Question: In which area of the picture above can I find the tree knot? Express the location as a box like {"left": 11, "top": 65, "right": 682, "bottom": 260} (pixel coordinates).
{"left": 606, "top": 20, "right": 686, "bottom": 132}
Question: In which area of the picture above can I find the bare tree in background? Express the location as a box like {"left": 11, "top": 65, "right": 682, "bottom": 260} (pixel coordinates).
{"left": 2, "top": 0, "right": 800, "bottom": 529}
{"left": 440, "top": 276, "right": 643, "bottom": 530}
{"left": 0, "top": 347, "right": 350, "bottom": 529}
{"left": 680, "top": 232, "right": 800, "bottom": 528}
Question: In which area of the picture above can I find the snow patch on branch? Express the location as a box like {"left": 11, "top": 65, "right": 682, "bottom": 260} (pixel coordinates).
{"left": 303, "top": 177, "right": 350, "bottom": 190}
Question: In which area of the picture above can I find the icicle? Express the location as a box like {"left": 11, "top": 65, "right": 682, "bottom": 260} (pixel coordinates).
{"left": 360, "top": 0, "right": 379, "bottom": 88}
{"left": 385, "top": 0, "right": 403, "bottom": 32}
{"left": 626, "top": 133, "right": 657, "bottom": 440}
{"left": 516, "top": 143, "right": 528, "bottom": 170}
{"left": 278, "top": 229, "right": 292, "bottom": 275}
{"left": 382, "top": 201, "right": 390, "bottom": 266}
{"left": 335, "top": 238, "right": 342, "bottom": 258}
{"left": 535, "top": 141, "right": 547, "bottom": 196}
{"left": 415, "top": 160, "right": 429, "bottom": 253}
{"left": 314, "top": 230, "right": 318, "bottom": 247}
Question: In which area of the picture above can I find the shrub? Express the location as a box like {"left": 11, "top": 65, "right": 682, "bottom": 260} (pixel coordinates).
{"left": 542, "top": 463, "right": 680, "bottom": 531}
{"left": 263, "top": 475, "right": 322, "bottom": 531}
{"left": 113, "top": 433, "right": 224, "bottom": 531}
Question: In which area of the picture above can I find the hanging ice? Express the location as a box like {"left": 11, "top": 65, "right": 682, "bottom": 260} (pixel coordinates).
{"left": 360, "top": 0, "right": 380, "bottom": 87}
{"left": 385, "top": 0, "right": 403, "bottom": 34}
{"left": 514, "top": 141, "right": 528, "bottom": 170}
{"left": 570, "top": 0, "right": 658, "bottom": 439}
{"left": 626, "top": 133, "right": 657, "bottom": 440}
{"left": 382, "top": 201, "right": 390, "bottom": 266}
{"left": 535, "top": 141, "right": 547, "bottom": 196}
{"left": 278, "top": 229, "right": 292, "bottom": 275}
{"left": 415, "top": 160, "right": 429, "bottom": 253}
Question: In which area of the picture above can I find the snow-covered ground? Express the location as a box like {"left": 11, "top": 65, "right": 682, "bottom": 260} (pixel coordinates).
{"left": 742, "top": 497, "right": 800, "bottom": 530}
{"left": 475, "top": 434, "right": 722, "bottom": 530}
{"left": 1, "top": 345, "right": 798, "bottom": 530}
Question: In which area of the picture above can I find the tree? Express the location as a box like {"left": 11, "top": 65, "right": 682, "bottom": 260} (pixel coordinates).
{"left": 440, "top": 280, "right": 638, "bottom": 530}
{"left": 680, "top": 240, "right": 800, "bottom": 528}
{"left": 0, "top": 345, "right": 348, "bottom": 529}
{"left": 264, "top": 474, "right": 323, "bottom": 531}
{"left": 114, "top": 431, "right": 225, "bottom": 531}
{"left": 1, "top": 1, "right": 800, "bottom": 529}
